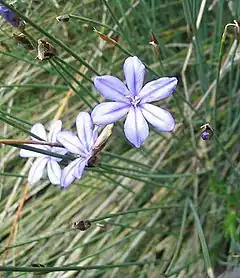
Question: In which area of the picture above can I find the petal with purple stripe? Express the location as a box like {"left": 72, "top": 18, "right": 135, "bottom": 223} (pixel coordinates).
{"left": 141, "top": 103, "right": 175, "bottom": 132}
{"left": 94, "top": 75, "right": 130, "bottom": 103}
{"left": 57, "top": 131, "right": 86, "bottom": 156}
{"left": 124, "top": 106, "right": 149, "bottom": 148}
{"left": 28, "top": 157, "right": 48, "bottom": 185}
{"left": 47, "top": 158, "right": 61, "bottom": 184}
{"left": 76, "top": 112, "right": 94, "bottom": 153}
{"left": 60, "top": 158, "right": 82, "bottom": 188}
{"left": 139, "top": 77, "right": 178, "bottom": 104}
{"left": 123, "top": 56, "right": 145, "bottom": 97}
{"left": 73, "top": 157, "right": 87, "bottom": 179}
{"left": 91, "top": 102, "right": 130, "bottom": 126}
{"left": 31, "top": 123, "right": 47, "bottom": 141}
{"left": 48, "top": 120, "right": 62, "bottom": 142}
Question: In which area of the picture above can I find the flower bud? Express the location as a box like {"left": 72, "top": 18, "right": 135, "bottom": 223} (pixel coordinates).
{"left": 200, "top": 123, "right": 213, "bottom": 140}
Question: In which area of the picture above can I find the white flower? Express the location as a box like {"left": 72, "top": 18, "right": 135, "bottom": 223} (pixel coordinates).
{"left": 20, "top": 120, "right": 67, "bottom": 185}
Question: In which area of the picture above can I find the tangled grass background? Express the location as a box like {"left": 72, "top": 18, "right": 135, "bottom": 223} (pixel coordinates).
{"left": 0, "top": 0, "right": 239, "bottom": 277}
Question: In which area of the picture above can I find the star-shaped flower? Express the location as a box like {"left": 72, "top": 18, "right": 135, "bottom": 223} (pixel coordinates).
{"left": 91, "top": 56, "right": 178, "bottom": 147}
{"left": 57, "top": 112, "right": 98, "bottom": 188}
{"left": 20, "top": 120, "right": 67, "bottom": 185}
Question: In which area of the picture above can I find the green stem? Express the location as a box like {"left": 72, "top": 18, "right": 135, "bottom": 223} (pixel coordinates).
{"left": 69, "top": 14, "right": 119, "bottom": 33}
{"left": 0, "top": 261, "right": 158, "bottom": 273}
{"left": 89, "top": 204, "right": 183, "bottom": 222}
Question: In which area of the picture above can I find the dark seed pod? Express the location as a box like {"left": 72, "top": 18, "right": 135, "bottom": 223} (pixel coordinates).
{"left": 200, "top": 123, "right": 213, "bottom": 140}
{"left": 36, "top": 39, "right": 56, "bottom": 60}
{"left": 56, "top": 15, "right": 70, "bottom": 22}
{"left": 13, "top": 33, "right": 34, "bottom": 50}
{"left": 71, "top": 220, "right": 91, "bottom": 231}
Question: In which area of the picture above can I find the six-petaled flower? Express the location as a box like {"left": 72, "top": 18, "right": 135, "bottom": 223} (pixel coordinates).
{"left": 91, "top": 56, "right": 178, "bottom": 147}
{"left": 57, "top": 112, "right": 98, "bottom": 188}
{"left": 20, "top": 120, "right": 67, "bottom": 185}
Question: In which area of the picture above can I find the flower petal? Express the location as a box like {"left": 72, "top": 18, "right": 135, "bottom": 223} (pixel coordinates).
{"left": 94, "top": 75, "right": 130, "bottom": 103}
{"left": 124, "top": 106, "right": 149, "bottom": 148}
{"left": 47, "top": 159, "right": 61, "bottom": 184}
{"left": 51, "top": 146, "right": 68, "bottom": 162}
{"left": 31, "top": 123, "right": 47, "bottom": 141}
{"left": 48, "top": 120, "right": 62, "bottom": 142}
{"left": 57, "top": 131, "right": 87, "bottom": 156}
{"left": 139, "top": 77, "right": 178, "bottom": 104}
{"left": 60, "top": 158, "right": 82, "bottom": 188}
{"left": 76, "top": 112, "right": 96, "bottom": 153}
{"left": 20, "top": 144, "right": 47, "bottom": 158}
{"left": 123, "top": 56, "right": 145, "bottom": 97}
{"left": 28, "top": 157, "right": 48, "bottom": 185}
{"left": 92, "top": 102, "right": 130, "bottom": 126}
{"left": 73, "top": 157, "right": 87, "bottom": 179}
{"left": 141, "top": 103, "right": 175, "bottom": 132}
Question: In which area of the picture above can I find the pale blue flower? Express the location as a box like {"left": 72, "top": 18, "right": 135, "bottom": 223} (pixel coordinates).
{"left": 57, "top": 112, "right": 98, "bottom": 188}
{"left": 0, "top": 4, "right": 24, "bottom": 28}
{"left": 91, "top": 56, "right": 178, "bottom": 148}
{"left": 20, "top": 120, "right": 67, "bottom": 185}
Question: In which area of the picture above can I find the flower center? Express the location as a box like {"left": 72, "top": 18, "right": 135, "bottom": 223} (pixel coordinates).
{"left": 126, "top": 95, "right": 140, "bottom": 107}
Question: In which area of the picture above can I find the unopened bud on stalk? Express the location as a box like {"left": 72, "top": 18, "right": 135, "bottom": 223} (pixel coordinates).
{"left": 200, "top": 123, "right": 213, "bottom": 140}
{"left": 88, "top": 124, "right": 114, "bottom": 167}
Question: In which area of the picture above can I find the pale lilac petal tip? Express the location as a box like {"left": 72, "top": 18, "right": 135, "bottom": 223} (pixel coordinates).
{"left": 48, "top": 120, "right": 62, "bottom": 142}
{"left": 31, "top": 123, "right": 47, "bottom": 141}
{"left": 141, "top": 103, "right": 175, "bottom": 132}
{"left": 73, "top": 158, "right": 87, "bottom": 179}
{"left": 139, "top": 77, "right": 178, "bottom": 104}
{"left": 91, "top": 102, "right": 130, "bottom": 126}
{"left": 123, "top": 56, "right": 145, "bottom": 97}
{"left": 28, "top": 157, "right": 48, "bottom": 186}
{"left": 94, "top": 75, "right": 130, "bottom": 103}
{"left": 60, "top": 158, "right": 82, "bottom": 188}
{"left": 47, "top": 159, "right": 61, "bottom": 184}
{"left": 124, "top": 106, "right": 149, "bottom": 148}
{"left": 76, "top": 112, "right": 94, "bottom": 153}
{"left": 57, "top": 131, "right": 84, "bottom": 155}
